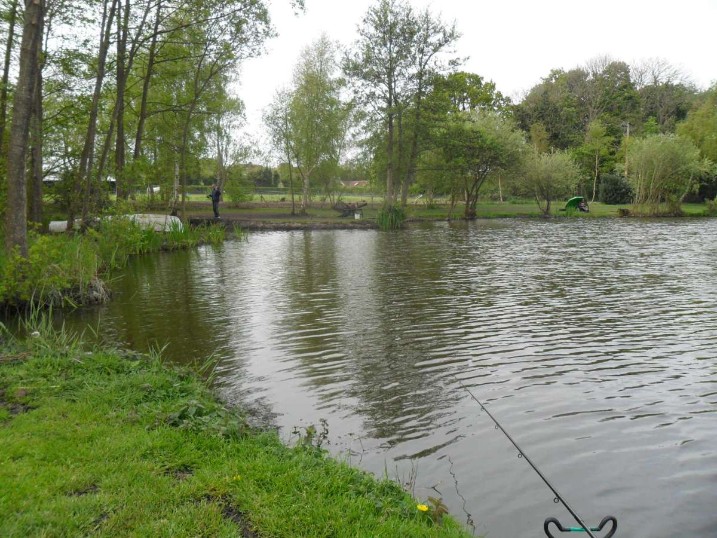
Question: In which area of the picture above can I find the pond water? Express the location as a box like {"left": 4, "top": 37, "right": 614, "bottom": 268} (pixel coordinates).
{"left": 55, "top": 218, "right": 717, "bottom": 537}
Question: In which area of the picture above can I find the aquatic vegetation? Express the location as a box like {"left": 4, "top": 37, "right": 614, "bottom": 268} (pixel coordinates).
{"left": 377, "top": 205, "right": 406, "bottom": 230}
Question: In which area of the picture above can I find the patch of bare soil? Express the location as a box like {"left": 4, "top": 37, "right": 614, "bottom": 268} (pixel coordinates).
{"left": 198, "top": 494, "right": 258, "bottom": 538}
{"left": 0, "top": 387, "right": 35, "bottom": 417}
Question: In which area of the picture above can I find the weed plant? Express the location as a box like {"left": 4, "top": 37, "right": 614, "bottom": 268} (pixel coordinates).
{"left": 377, "top": 205, "right": 406, "bottom": 230}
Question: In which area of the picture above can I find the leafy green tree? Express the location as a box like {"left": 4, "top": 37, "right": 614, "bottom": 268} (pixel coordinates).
{"left": 513, "top": 69, "right": 585, "bottom": 150}
{"left": 598, "top": 173, "right": 632, "bottom": 204}
{"left": 264, "top": 88, "right": 298, "bottom": 213}
{"left": 344, "top": 1, "right": 459, "bottom": 212}
{"left": 520, "top": 149, "right": 581, "bottom": 216}
{"left": 436, "top": 110, "right": 525, "bottom": 219}
{"left": 677, "top": 85, "right": 717, "bottom": 199}
{"left": 396, "top": 8, "right": 458, "bottom": 206}
{"left": 627, "top": 134, "right": 709, "bottom": 212}
{"left": 678, "top": 85, "right": 717, "bottom": 163}
{"left": 288, "top": 35, "right": 348, "bottom": 213}
{"left": 414, "top": 147, "right": 456, "bottom": 207}
{"left": 632, "top": 59, "right": 697, "bottom": 133}
{"left": 343, "top": 0, "right": 419, "bottom": 207}
{"left": 528, "top": 122, "right": 550, "bottom": 153}
{"left": 428, "top": 71, "right": 509, "bottom": 114}
{"left": 575, "top": 119, "right": 614, "bottom": 202}
{"left": 581, "top": 57, "right": 639, "bottom": 137}
{"left": 415, "top": 71, "right": 509, "bottom": 203}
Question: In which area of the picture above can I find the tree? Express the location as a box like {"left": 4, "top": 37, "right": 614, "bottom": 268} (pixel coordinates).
{"left": 428, "top": 71, "right": 509, "bottom": 115}
{"left": 528, "top": 122, "right": 550, "bottom": 153}
{"left": 288, "top": 35, "right": 348, "bottom": 213}
{"left": 0, "top": 0, "right": 19, "bottom": 154}
{"left": 521, "top": 149, "right": 580, "bottom": 216}
{"left": 5, "top": 0, "right": 44, "bottom": 256}
{"left": 581, "top": 56, "right": 639, "bottom": 135}
{"left": 630, "top": 58, "right": 697, "bottom": 134}
{"left": 627, "top": 134, "right": 708, "bottom": 212}
{"left": 397, "top": 7, "right": 458, "bottom": 206}
{"left": 343, "top": 0, "right": 417, "bottom": 207}
{"left": 153, "top": 0, "right": 271, "bottom": 217}
{"left": 265, "top": 88, "right": 298, "bottom": 214}
{"left": 344, "top": 0, "right": 458, "bottom": 210}
{"left": 437, "top": 110, "right": 525, "bottom": 219}
{"left": 513, "top": 69, "right": 585, "bottom": 150}
{"left": 575, "top": 119, "right": 613, "bottom": 202}
{"left": 70, "top": 0, "right": 118, "bottom": 228}
{"left": 678, "top": 85, "right": 717, "bottom": 163}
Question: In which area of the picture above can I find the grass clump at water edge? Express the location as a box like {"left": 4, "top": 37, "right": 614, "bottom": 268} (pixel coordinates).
{"left": 0, "top": 219, "right": 228, "bottom": 309}
{"left": 377, "top": 205, "right": 406, "bottom": 230}
{"left": 0, "top": 322, "right": 473, "bottom": 538}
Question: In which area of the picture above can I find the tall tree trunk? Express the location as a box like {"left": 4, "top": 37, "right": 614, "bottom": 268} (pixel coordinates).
{"left": 386, "top": 110, "right": 395, "bottom": 206}
{"left": 114, "top": 0, "right": 129, "bottom": 199}
{"left": 178, "top": 104, "right": 196, "bottom": 219}
{"left": 100, "top": 0, "right": 148, "bottom": 200}
{"left": 396, "top": 108, "right": 405, "bottom": 207}
{"left": 300, "top": 170, "right": 310, "bottom": 213}
{"left": 5, "top": 0, "right": 43, "bottom": 256}
{"left": 0, "top": 0, "right": 19, "bottom": 153}
{"left": 28, "top": 33, "right": 43, "bottom": 225}
{"left": 283, "top": 116, "right": 296, "bottom": 215}
{"left": 96, "top": 104, "right": 116, "bottom": 184}
{"left": 288, "top": 160, "right": 295, "bottom": 216}
{"left": 402, "top": 77, "right": 428, "bottom": 207}
{"left": 591, "top": 151, "right": 599, "bottom": 202}
{"left": 72, "top": 0, "right": 117, "bottom": 229}
{"left": 133, "top": 0, "right": 161, "bottom": 162}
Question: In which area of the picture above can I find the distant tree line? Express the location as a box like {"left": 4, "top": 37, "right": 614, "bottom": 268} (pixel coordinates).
{"left": 2, "top": 0, "right": 716, "bottom": 251}
{"left": 266, "top": 0, "right": 715, "bottom": 223}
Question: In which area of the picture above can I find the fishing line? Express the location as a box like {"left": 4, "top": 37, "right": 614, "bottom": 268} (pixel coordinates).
{"left": 455, "top": 376, "right": 617, "bottom": 537}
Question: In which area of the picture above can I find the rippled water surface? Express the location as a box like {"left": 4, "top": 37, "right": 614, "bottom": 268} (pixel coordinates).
{"left": 58, "top": 219, "right": 717, "bottom": 537}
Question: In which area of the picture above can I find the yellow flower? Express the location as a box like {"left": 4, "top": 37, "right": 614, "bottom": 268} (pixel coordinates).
{"left": 232, "top": 475, "right": 241, "bottom": 481}
{"left": 416, "top": 504, "right": 429, "bottom": 512}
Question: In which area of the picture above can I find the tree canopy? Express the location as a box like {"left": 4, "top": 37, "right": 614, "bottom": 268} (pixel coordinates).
{"left": 2, "top": 0, "right": 717, "bottom": 251}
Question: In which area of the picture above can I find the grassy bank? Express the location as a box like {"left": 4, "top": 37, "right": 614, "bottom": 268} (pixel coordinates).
{"left": 0, "top": 325, "right": 472, "bottom": 538}
{"left": 176, "top": 197, "right": 712, "bottom": 221}
{"left": 0, "top": 218, "right": 228, "bottom": 308}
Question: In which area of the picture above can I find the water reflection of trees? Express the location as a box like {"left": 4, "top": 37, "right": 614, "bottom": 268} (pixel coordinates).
{"left": 75, "top": 248, "right": 234, "bottom": 367}
{"left": 275, "top": 229, "right": 466, "bottom": 447}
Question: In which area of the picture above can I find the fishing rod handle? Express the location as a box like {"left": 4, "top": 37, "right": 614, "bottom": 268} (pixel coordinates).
{"left": 544, "top": 515, "right": 617, "bottom": 538}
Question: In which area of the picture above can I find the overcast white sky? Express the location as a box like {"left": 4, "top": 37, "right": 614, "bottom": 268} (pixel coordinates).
{"left": 237, "top": 0, "right": 717, "bottom": 140}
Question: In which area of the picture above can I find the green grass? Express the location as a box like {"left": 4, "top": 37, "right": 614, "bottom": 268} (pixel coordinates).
{"left": 0, "top": 327, "right": 473, "bottom": 538}
{"left": 0, "top": 219, "right": 228, "bottom": 308}
{"left": 180, "top": 197, "right": 715, "bottom": 221}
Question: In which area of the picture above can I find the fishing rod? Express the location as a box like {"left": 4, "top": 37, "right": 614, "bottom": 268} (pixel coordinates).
{"left": 456, "top": 378, "right": 617, "bottom": 537}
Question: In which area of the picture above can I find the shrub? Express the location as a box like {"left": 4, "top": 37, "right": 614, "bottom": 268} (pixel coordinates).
{"left": 599, "top": 173, "right": 633, "bottom": 204}
{"left": 223, "top": 175, "right": 254, "bottom": 204}
{"left": 0, "top": 234, "right": 100, "bottom": 306}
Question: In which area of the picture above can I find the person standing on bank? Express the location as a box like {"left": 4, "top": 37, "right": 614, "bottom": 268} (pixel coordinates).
{"left": 208, "top": 184, "right": 221, "bottom": 218}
